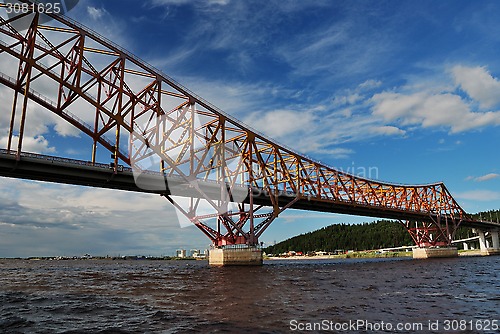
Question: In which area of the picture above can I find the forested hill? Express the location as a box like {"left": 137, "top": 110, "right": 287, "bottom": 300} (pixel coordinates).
{"left": 264, "top": 220, "right": 413, "bottom": 254}
{"left": 264, "top": 209, "right": 500, "bottom": 255}
{"left": 471, "top": 209, "right": 500, "bottom": 222}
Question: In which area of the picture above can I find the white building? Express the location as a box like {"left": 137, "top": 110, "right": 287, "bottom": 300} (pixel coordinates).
{"left": 176, "top": 249, "right": 186, "bottom": 258}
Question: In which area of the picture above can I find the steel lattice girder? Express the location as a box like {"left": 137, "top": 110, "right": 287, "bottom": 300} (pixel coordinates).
{"left": 0, "top": 4, "right": 474, "bottom": 245}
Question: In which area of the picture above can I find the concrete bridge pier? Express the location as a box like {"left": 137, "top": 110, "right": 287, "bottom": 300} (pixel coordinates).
{"left": 492, "top": 231, "right": 500, "bottom": 249}
{"left": 208, "top": 245, "right": 263, "bottom": 266}
{"left": 412, "top": 247, "right": 458, "bottom": 259}
{"left": 478, "top": 230, "right": 500, "bottom": 256}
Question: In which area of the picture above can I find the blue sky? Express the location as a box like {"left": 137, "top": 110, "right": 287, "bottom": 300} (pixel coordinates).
{"left": 1, "top": 0, "right": 500, "bottom": 257}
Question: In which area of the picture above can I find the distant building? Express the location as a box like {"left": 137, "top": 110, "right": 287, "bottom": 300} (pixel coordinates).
{"left": 190, "top": 249, "right": 201, "bottom": 257}
{"left": 176, "top": 249, "right": 186, "bottom": 258}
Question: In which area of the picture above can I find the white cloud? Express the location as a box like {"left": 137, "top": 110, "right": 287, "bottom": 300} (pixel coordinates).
{"left": 467, "top": 173, "right": 500, "bottom": 182}
{"left": 0, "top": 85, "right": 81, "bottom": 153}
{"left": 318, "top": 148, "right": 354, "bottom": 159}
{"left": 333, "top": 93, "right": 363, "bottom": 107}
{"left": 371, "top": 91, "right": 500, "bottom": 133}
{"left": 332, "top": 79, "right": 383, "bottom": 108}
{"left": 452, "top": 65, "right": 500, "bottom": 109}
{"left": 208, "top": 0, "right": 230, "bottom": 5}
{"left": 455, "top": 190, "right": 500, "bottom": 201}
{"left": 0, "top": 178, "right": 208, "bottom": 257}
{"left": 21, "top": 135, "right": 56, "bottom": 153}
{"left": 358, "top": 79, "right": 382, "bottom": 90}
{"left": 87, "top": 6, "right": 106, "bottom": 20}
{"left": 151, "top": 0, "right": 230, "bottom": 5}
{"left": 53, "top": 118, "right": 81, "bottom": 137}
{"left": 0, "top": 135, "right": 56, "bottom": 154}
{"left": 475, "top": 173, "right": 500, "bottom": 182}
{"left": 243, "top": 109, "right": 314, "bottom": 139}
{"left": 371, "top": 126, "right": 406, "bottom": 136}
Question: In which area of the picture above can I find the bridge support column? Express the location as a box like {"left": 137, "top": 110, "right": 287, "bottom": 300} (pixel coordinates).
{"left": 478, "top": 230, "right": 488, "bottom": 254}
{"left": 412, "top": 247, "right": 458, "bottom": 259}
{"left": 479, "top": 230, "right": 500, "bottom": 256}
{"left": 164, "top": 188, "right": 298, "bottom": 266}
{"left": 209, "top": 245, "right": 263, "bottom": 266}
{"left": 402, "top": 219, "right": 458, "bottom": 259}
{"left": 492, "top": 231, "right": 500, "bottom": 250}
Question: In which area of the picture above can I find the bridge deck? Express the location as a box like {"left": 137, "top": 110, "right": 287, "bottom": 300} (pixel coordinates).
{"left": 1, "top": 150, "right": 497, "bottom": 230}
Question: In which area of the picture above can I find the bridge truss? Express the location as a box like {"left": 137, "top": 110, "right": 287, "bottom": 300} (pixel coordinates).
{"left": 0, "top": 2, "right": 479, "bottom": 248}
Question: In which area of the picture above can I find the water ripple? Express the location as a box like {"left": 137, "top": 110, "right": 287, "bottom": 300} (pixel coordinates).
{"left": 0, "top": 257, "right": 498, "bottom": 333}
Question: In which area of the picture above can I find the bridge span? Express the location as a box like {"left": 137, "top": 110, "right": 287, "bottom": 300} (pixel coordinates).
{"left": 0, "top": 1, "right": 498, "bottom": 264}
{"left": 1, "top": 149, "right": 499, "bottom": 233}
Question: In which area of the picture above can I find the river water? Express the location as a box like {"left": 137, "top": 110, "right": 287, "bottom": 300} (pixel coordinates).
{"left": 0, "top": 256, "right": 499, "bottom": 333}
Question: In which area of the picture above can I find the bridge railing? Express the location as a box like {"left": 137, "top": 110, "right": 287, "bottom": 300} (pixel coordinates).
{"left": 0, "top": 148, "right": 113, "bottom": 169}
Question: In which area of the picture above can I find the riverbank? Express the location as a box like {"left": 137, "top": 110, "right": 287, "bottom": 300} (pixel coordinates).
{"left": 0, "top": 256, "right": 202, "bottom": 261}
{"left": 266, "top": 251, "right": 413, "bottom": 260}
{"left": 266, "top": 249, "right": 488, "bottom": 260}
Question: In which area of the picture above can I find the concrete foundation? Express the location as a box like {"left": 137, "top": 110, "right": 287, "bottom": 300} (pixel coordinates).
{"left": 413, "top": 247, "right": 458, "bottom": 259}
{"left": 492, "top": 231, "right": 500, "bottom": 250}
{"left": 209, "top": 246, "right": 263, "bottom": 266}
{"left": 480, "top": 249, "right": 500, "bottom": 256}
{"left": 477, "top": 229, "right": 500, "bottom": 256}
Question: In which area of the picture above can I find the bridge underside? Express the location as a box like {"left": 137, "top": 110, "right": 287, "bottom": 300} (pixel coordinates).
{"left": 0, "top": 150, "right": 479, "bottom": 224}
{"left": 2, "top": 151, "right": 497, "bottom": 252}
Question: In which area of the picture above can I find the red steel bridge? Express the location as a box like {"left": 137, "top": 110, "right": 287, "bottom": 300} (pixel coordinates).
{"left": 0, "top": 2, "right": 498, "bottom": 252}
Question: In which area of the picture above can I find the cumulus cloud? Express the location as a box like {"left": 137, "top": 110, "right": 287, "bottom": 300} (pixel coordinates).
{"left": 371, "top": 91, "right": 500, "bottom": 133}
{"left": 0, "top": 135, "right": 56, "bottom": 154}
{"left": 243, "top": 109, "right": 315, "bottom": 139}
{"left": 452, "top": 65, "right": 500, "bottom": 109}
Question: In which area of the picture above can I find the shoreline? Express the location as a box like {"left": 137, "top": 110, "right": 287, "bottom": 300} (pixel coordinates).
{"left": 0, "top": 250, "right": 486, "bottom": 262}
{"left": 266, "top": 249, "right": 487, "bottom": 260}
{"left": 266, "top": 251, "right": 413, "bottom": 260}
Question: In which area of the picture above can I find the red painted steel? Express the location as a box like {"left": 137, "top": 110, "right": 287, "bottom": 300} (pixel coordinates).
{"left": 0, "top": 4, "right": 485, "bottom": 247}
